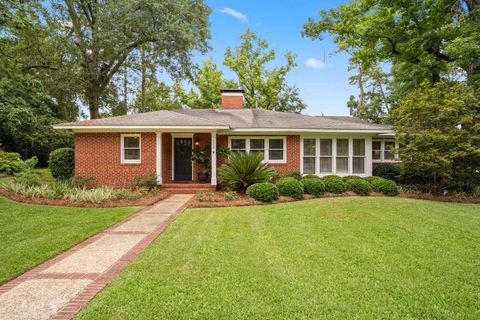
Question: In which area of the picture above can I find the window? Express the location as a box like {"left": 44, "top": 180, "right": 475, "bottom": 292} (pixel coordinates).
{"left": 303, "top": 139, "right": 316, "bottom": 174}
{"left": 372, "top": 140, "right": 397, "bottom": 162}
{"left": 336, "top": 139, "right": 349, "bottom": 174}
{"left": 228, "top": 137, "right": 286, "bottom": 163}
{"left": 121, "top": 134, "right": 141, "bottom": 164}
{"left": 320, "top": 139, "right": 332, "bottom": 173}
{"left": 353, "top": 139, "right": 365, "bottom": 174}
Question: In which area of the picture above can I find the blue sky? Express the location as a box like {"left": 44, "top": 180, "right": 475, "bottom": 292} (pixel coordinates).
{"left": 197, "top": 0, "right": 355, "bottom": 116}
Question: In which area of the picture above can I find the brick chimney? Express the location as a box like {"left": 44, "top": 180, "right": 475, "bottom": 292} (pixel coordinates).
{"left": 221, "top": 89, "right": 244, "bottom": 109}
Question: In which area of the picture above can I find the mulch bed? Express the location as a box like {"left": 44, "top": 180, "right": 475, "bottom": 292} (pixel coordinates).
{"left": 0, "top": 187, "right": 170, "bottom": 208}
{"left": 398, "top": 193, "right": 480, "bottom": 204}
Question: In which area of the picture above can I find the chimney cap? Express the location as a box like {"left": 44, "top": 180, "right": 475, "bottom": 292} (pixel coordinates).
{"left": 221, "top": 88, "right": 244, "bottom": 94}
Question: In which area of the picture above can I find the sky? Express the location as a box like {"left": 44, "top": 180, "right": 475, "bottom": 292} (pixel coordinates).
{"left": 196, "top": 0, "right": 355, "bottom": 116}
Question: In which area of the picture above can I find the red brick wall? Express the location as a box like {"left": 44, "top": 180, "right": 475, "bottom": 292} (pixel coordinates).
{"left": 221, "top": 95, "right": 243, "bottom": 109}
{"left": 75, "top": 132, "right": 156, "bottom": 188}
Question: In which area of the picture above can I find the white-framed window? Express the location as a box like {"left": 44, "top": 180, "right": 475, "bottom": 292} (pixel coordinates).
{"left": 121, "top": 134, "right": 141, "bottom": 164}
{"left": 319, "top": 139, "right": 333, "bottom": 174}
{"left": 228, "top": 136, "right": 287, "bottom": 163}
{"left": 303, "top": 138, "right": 316, "bottom": 174}
{"left": 336, "top": 139, "right": 349, "bottom": 174}
{"left": 372, "top": 139, "right": 398, "bottom": 162}
{"left": 353, "top": 139, "right": 365, "bottom": 174}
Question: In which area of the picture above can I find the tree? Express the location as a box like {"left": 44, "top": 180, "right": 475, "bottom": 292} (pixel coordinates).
{"left": 393, "top": 81, "right": 480, "bottom": 192}
{"left": 303, "top": 0, "right": 480, "bottom": 114}
{"left": 133, "top": 79, "right": 184, "bottom": 111}
{"left": 274, "top": 85, "right": 307, "bottom": 113}
{"left": 44, "top": 0, "right": 210, "bottom": 119}
{"left": 224, "top": 29, "right": 306, "bottom": 112}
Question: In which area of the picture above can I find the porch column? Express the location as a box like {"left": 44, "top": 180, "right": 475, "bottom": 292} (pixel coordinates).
{"left": 156, "top": 132, "right": 163, "bottom": 185}
{"left": 211, "top": 131, "right": 217, "bottom": 185}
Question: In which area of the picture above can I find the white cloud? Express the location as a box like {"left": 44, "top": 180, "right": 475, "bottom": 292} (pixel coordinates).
{"left": 219, "top": 8, "right": 248, "bottom": 23}
{"left": 305, "top": 58, "right": 328, "bottom": 69}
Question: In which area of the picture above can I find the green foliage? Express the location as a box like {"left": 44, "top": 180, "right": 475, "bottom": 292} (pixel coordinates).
{"left": 48, "top": 148, "right": 74, "bottom": 180}
{"left": 0, "top": 151, "right": 37, "bottom": 174}
{"left": 223, "top": 191, "right": 238, "bottom": 201}
{"left": 322, "top": 175, "right": 347, "bottom": 194}
{"left": 13, "top": 170, "right": 41, "bottom": 187}
{"left": 134, "top": 80, "right": 184, "bottom": 111}
{"left": 196, "top": 191, "right": 215, "bottom": 202}
{"left": 393, "top": 81, "right": 480, "bottom": 192}
{"left": 285, "top": 171, "right": 302, "bottom": 181}
{"left": 302, "top": 174, "right": 320, "bottom": 180}
{"left": 131, "top": 174, "right": 158, "bottom": 189}
{"left": 218, "top": 152, "right": 276, "bottom": 192}
{"left": 276, "top": 177, "right": 304, "bottom": 199}
{"left": 302, "top": 178, "right": 325, "bottom": 196}
{"left": 342, "top": 175, "right": 363, "bottom": 183}
{"left": 191, "top": 146, "right": 210, "bottom": 174}
{"left": 346, "top": 179, "right": 372, "bottom": 196}
{"left": 68, "top": 176, "right": 94, "bottom": 188}
{"left": 246, "top": 183, "right": 279, "bottom": 202}
{"left": 367, "top": 177, "right": 399, "bottom": 196}
{"left": 224, "top": 29, "right": 306, "bottom": 113}
{"left": 373, "top": 164, "right": 401, "bottom": 182}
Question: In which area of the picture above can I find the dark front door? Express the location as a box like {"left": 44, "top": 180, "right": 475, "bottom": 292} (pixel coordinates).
{"left": 174, "top": 138, "right": 192, "bottom": 181}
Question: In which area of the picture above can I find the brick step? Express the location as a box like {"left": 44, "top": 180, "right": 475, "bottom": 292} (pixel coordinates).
{"left": 163, "top": 188, "right": 213, "bottom": 194}
{"left": 161, "top": 183, "right": 216, "bottom": 194}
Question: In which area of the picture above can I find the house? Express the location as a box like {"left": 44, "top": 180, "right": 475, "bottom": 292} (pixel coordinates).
{"left": 54, "top": 89, "right": 397, "bottom": 191}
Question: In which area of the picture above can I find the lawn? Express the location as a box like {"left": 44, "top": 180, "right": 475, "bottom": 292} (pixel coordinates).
{"left": 0, "top": 196, "right": 139, "bottom": 284}
{"left": 77, "top": 197, "right": 480, "bottom": 320}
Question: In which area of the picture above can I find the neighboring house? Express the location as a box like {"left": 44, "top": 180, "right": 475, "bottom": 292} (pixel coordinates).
{"left": 54, "top": 89, "right": 397, "bottom": 191}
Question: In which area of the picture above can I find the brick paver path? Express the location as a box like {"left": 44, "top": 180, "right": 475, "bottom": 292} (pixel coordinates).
{"left": 0, "top": 194, "right": 194, "bottom": 320}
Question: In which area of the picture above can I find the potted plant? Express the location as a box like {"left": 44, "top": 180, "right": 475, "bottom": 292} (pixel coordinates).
{"left": 191, "top": 146, "right": 211, "bottom": 182}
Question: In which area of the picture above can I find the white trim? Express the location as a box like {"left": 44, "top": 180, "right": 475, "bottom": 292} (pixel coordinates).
{"left": 171, "top": 135, "right": 194, "bottom": 181}
{"left": 156, "top": 132, "right": 162, "bottom": 185}
{"left": 121, "top": 134, "right": 141, "bottom": 164}
{"left": 229, "top": 128, "right": 393, "bottom": 134}
{"left": 228, "top": 136, "right": 287, "bottom": 164}
{"left": 54, "top": 125, "right": 229, "bottom": 131}
{"left": 221, "top": 92, "right": 244, "bottom": 96}
{"left": 211, "top": 132, "right": 217, "bottom": 186}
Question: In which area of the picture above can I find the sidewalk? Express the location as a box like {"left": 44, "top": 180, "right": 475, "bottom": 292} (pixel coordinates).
{"left": 0, "top": 194, "right": 194, "bottom": 320}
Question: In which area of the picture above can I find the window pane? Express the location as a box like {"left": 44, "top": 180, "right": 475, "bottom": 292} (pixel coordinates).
{"left": 269, "top": 139, "right": 283, "bottom": 149}
{"left": 320, "top": 157, "right": 332, "bottom": 173}
{"left": 336, "top": 157, "right": 348, "bottom": 173}
{"left": 303, "top": 139, "right": 316, "bottom": 156}
{"left": 353, "top": 139, "right": 365, "bottom": 156}
{"left": 303, "top": 157, "right": 315, "bottom": 174}
{"left": 384, "top": 141, "right": 395, "bottom": 160}
{"left": 231, "top": 139, "right": 246, "bottom": 149}
{"left": 124, "top": 136, "right": 139, "bottom": 148}
{"left": 320, "top": 139, "right": 332, "bottom": 156}
{"left": 269, "top": 150, "right": 283, "bottom": 160}
{"left": 353, "top": 157, "right": 364, "bottom": 174}
{"left": 372, "top": 150, "right": 381, "bottom": 160}
{"left": 372, "top": 141, "right": 381, "bottom": 151}
{"left": 336, "top": 139, "right": 349, "bottom": 156}
{"left": 250, "top": 139, "right": 264, "bottom": 150}
{"left": 251, "top": 150, "right": 265, "bottom": 159}
{"left": 124, "top": 149, "right": 140, "bottom": 160}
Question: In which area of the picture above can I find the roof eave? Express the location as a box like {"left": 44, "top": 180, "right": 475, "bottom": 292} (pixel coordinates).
{"left": 53, "top": 125, "right": 230, "bottom": 131}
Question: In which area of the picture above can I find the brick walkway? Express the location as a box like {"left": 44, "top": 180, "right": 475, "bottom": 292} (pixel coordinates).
{"left": 0, "top": 194, "right": 194, "bottom": 320}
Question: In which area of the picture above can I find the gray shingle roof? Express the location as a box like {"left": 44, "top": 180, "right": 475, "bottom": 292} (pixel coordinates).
{"left": 54, "top": 108, "right": 392, "bottom": 132}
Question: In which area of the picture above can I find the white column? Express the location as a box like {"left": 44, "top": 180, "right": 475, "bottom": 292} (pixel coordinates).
{"left": 211, "top": 131, "right": 217, "bottom": 185}
{"left": 156, "top": 132, "right": 162, "bottom": 185}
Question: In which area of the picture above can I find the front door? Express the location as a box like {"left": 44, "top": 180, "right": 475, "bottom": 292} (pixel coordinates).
{"left": 174, "top": 138, "right": 192, "bottom": 181}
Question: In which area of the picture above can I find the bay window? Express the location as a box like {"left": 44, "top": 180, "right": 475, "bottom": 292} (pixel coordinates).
{"left": 228, "top": 137, "right": 286, "bottom": 163}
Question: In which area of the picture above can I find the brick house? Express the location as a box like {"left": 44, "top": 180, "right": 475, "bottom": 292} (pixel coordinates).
{"left": 54, "top": 89, "right": 397, "bottom": 191}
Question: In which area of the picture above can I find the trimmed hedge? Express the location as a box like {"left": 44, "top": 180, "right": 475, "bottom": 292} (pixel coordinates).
{"left": 346, "top": 179, "right": 372, "bottom": 196}
{"left": 342, "top": 175, "right": 363, "bottom": 183}
{"left": 366, "top": 176, "right": 399, "bottom": 196}
{"left": 48, "top": 148, "right": 74, "bottom": 180}
{"left": 322, "top": 175, "right": 347, "bottom": 193}
{"left": 302, "top": 174, "right": 320, "bottom": 180}
{"left": 285, "top": 171, "right": 302, "bottom": 180}
{"left": 373, "top": 163, "right": 401, "bottom": 182}
{"left": 276, "top": 177, "right": 304, "bottom": 199}
{"left": 246, "top": 183, "right": 279, "bottom": 202}
{"left": 302, "top": 178, "right": 325, "bottom": 196}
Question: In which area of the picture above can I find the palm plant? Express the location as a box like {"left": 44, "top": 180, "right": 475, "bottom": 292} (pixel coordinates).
{"left": 218, "top": 152, "right": 275, "bottom": 192}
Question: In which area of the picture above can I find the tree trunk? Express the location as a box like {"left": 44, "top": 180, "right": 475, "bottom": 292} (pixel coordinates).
{"left": 141, "top": 47, "right": 146, "bottom": 113}
{"left": 123, "top": 64, "right": 128, "bottom": 114}
{"left": 87, "top": 91, "right": 101, "bottom": 119}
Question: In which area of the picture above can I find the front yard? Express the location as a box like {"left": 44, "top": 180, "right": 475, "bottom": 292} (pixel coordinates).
{"left": 77, "top": 197, "right": 480, "bottom": 319}
{"left": 0, "top": 196, "right": 139, "bottom": 284}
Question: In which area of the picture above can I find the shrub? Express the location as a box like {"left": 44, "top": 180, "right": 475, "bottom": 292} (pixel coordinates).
{"left": 302, "top": 174, "right": 320, "bottom": 180}
{"left": 302, "top": 178, "right": 325, "bottom": 196}
{"left": 0, "top": 151, "right": 37, "bottom": 174}
{"left": 285, "top": 171, "right": 302, "bottom": 180}
{"left": 14, "top": 170, "right": 41, "bottom": 187}
{"left": 346, "top": 179, "right": 372, "bottom": 196}
{"left": 367, "top": 176, "right": 399, "bottom": 196}
{"left": 196, "top": 191, "right": 215, "bottom": 202}
{"left": 246, "top": 183, "right": 279, "bottom": 202}
{"left": 48, "top": 148, "right": 74, "bottom": 180}
{"left": 342, "top": 175, "right": 363, "bottom": 183}
{"left": 322, "top": 175, "right": 347, "bottom": 193}
{"left": 218, "top": 152, "right": 275, "bottom": 192}
{"left": 276, "top": 177, "right": 304, "bottom": 199}
{"left": 373, "top": 164, "right": 401, "bottom": 182}
{"left": 131, "top": 174, "right": 158, "bottom": 189}
{"left": 69, "top": 176, "right": 94, "bottom": 188}
{"left": 223, "top": 191, "right": 238, "bottom": 201}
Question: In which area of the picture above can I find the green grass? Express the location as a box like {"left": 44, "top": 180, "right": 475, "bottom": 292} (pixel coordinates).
{"left": 0, "top": 196, "right": 139, "bottom": 284}
{"left": 77, "top": 197, "right": 480, "bottom": 320}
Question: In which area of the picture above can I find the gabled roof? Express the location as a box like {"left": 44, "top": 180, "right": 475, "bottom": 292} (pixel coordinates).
{"left": 54, "top": 108, "right": 392, "bottom": 133}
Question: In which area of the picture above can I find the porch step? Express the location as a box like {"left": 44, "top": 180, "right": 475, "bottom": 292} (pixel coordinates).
{"left": 161, "top": 183, "right": 216, "bottom": 194}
